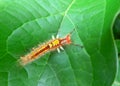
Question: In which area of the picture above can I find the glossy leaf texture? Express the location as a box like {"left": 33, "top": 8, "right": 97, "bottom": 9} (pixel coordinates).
{"left": 0, "top": 0, "right": 120, "bottom": 86}
{"left": 113, "top": 13, "right": 120, "bottom": 86}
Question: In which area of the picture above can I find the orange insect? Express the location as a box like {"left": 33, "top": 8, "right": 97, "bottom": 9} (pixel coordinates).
{"left": 19, "top": 29, "right": 80, "bottom": 66}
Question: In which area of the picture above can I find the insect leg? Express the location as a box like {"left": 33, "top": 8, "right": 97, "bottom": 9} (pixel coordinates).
{"left": 52, "top": 35, "right": 55, "bottom": 39}
{"left": 60, "top": 46, "right": 64, "bottom": 50}
{"left": 56, "top": 34, "right": 59, "bottom": 38}
{"left": 57, "top": 48, "right": 60, "bottom": 53}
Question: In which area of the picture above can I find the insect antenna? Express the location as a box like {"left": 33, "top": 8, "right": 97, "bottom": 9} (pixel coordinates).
{"left": 69, "top": 28, "right": 84, "bottom": 48}
{"left": 71, "top": 43, "right": 83, "bottom": 48}
{"left": 69, "top": 28, "right": 76, "bottom": 35}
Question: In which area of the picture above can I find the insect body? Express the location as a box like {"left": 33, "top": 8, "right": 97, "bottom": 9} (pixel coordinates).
{"left": 19, "top": 32, "right": 72, "bottom": 66}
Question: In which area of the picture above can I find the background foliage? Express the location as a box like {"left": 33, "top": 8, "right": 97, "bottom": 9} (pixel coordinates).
{"left": 113, "top": 14, "right": 120, "bottom": 86}
{"left": 0, "top": 0, "right": 120, "bottom": 86}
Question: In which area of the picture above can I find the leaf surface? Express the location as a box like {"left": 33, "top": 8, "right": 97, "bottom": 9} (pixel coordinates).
{"left": 0, "top": 0, "right": 120, "bottom": 86}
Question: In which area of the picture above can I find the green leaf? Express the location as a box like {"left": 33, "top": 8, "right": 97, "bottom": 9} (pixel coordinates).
{"left": 113, "top": 13, "right": 120, "bottom": 54}
{"left": 113, "top": 13, "right": 120, "bottom": 86}
{"left": 0, "top": 0, "right": 120, "bottom": 86}
{"left": 115, "top": 40, "right": 120, "bottom": 54}
{"left": 0, "top": 72, "right": 8, "bottom": 86}
{"left": 113, "top": 14, "right": 120, "bottom": 39}
{"left": 112, "top": 60, "right": 120, "bottom": 86}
